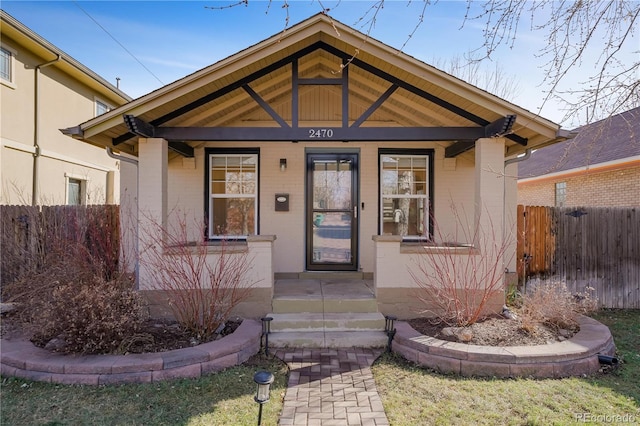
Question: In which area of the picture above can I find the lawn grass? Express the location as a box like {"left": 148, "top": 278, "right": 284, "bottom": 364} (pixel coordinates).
{"left": 1, "top": 310, "right": 638, "bottom": 425}
{"left": 1, "top": 355, "right": 288, "bottom": 426}
{"left": 372, "top": 309, "right": 640, "bottom": 425}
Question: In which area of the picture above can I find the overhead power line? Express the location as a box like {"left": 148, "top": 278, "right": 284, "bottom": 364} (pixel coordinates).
{"left": 72, "top": 1, "right": 164, "bottom": 86}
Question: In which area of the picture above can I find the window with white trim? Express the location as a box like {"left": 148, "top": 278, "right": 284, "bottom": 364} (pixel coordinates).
{"left": 1, "top": 46, "right": 15, "bottom": 85}
{"left": 67, "top": 177, "right": 86, "bottom": 205}
{"left": 379, "top": 150, "right": 433, "bottom": 239}
{"left": 95, "top": 99, "right": 111, "bottom": 116}
{"left": 207, "top": 151, "right": 258, "bottom": 238}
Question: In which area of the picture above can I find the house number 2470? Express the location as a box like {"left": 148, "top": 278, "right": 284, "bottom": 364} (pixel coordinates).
{"left": 308, "top": 129, "right": 334, "bottom": 138}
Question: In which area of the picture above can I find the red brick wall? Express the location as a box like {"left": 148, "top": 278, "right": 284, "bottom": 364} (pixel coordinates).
{"left": 518, "top": 165, "right": 640, "bottom": 207}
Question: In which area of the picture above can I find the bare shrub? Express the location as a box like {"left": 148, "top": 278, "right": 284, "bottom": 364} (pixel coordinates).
{"left": 410, "top": 205, "right": 511, "bottom": 327}
{"left": 31, "top": 275, "right": 145, "bottom": 354}
{"left": 2, "top": 205, "right": 144, "bottom": 354}
{"left": 520, "top": 281, "right": 598, "bottom": 333}
{"left": 140, "top": 213, "right": 257, "bottom": 341}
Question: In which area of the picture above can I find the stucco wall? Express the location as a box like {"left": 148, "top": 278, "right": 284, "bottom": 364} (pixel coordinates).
{"left": 0, "top": 35, "right": 123, "bottom": 205}
{"left": 518, "top": 165, "right": 640, "bottom": 207}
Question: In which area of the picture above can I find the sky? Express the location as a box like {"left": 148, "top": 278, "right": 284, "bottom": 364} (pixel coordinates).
{"left": 3, "top": 1, "right": 636, "bottom": 127}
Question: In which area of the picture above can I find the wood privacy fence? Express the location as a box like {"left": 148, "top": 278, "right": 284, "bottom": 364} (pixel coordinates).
{"left": 1, "top": 205, "right": 120, "bottom": 286}
{"left": 517, "top": 205, "right": 639, "bottom": 309}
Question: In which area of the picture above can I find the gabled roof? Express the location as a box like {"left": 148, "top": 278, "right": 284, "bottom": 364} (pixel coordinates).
{"left": 0, "top": 10, "right": 131, "bottom": 105}
{"left": 67, "top": 13, "right": 565, "bottom": 156}
{"left": 518, "top": 107, "right": 640, "bottom": 179}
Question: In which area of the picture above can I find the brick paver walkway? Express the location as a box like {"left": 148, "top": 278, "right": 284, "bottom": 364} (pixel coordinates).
{"left": 275, "top": 348, "right": 388, "bottom": 426}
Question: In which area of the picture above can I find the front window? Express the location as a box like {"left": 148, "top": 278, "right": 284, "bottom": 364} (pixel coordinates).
{"left": 380, "top": 150, "right": 433, "bottom": 239}
{"left": 208, "top": 151, "right": 258, "bottom": 238}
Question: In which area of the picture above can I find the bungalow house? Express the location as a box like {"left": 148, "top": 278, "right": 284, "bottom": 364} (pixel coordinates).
{"left": 63, "top": 14, "right": 568, "bottom": 344}
{"left": 0, "top": 11, "right": 132, "bottom": 206}
{"left": 518, "top": 107, "right": 640, "bottom": 207}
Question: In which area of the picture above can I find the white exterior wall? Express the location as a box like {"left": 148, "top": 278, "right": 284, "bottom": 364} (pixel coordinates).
{"left": 504, "top": 161, "right": 519, "bottom": 273}
{"left": 162, "top": 140, "right": 479, "bottom": 275}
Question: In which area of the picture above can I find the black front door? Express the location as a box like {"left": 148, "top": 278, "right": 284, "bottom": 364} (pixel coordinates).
{"left": 306, "top": 153, "right": 359, "bottom": 271}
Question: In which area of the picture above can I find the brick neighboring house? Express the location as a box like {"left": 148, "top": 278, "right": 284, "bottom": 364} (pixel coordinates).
{"left": 518, "top": 107, "right": 640, "bottom": 207}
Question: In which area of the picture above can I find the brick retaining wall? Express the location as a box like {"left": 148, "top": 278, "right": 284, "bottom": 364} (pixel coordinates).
{"left": 392, "top": 315, "right": 616, "bottom": 378}
{"left": 0, "top": 319, "right": 261, "bottom": 385}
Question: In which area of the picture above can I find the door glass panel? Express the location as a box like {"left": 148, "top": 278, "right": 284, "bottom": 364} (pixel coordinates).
{"left": 313, "top": 160, "right": 352, "bottom": 210}
{"left": 311, "top": 212, "right": 352, "bottom": 264}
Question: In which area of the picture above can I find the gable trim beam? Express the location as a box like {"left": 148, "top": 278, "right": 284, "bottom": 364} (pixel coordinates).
{"left": 124, "top": 114, "right": 154, "bottom": 138}
{"left": 485, "top": 114, "right": 516, "bottom": 137}
{"left": 168, "top": 141, "right": 194, "bottom": 158}
{"left": 292, "top": 59, "right": 299, "bottom": 127}
{"left": 121, "top": 115, "right": 497, "bottom": 141}
{"left": 351, "top": 84, "right": 398, "bottom": 128}
{"left": 444, "top": 115, "right": 519, "bottom": 157}
{"left": 242, "top": 84, "right": 290, "bottom": 128}
{"left": 342, "top": 58, "right": 349, "bottom": 129}
{"left": 445, "top": 141, "right": 475, "bottom": 158}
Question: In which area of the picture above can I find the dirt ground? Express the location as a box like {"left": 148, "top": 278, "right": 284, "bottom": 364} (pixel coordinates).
{"left": 0, "top": 313, "right": 242, "bottom": 354}
{"left": 408, "top": 313, "right": 576, "bottom": 346}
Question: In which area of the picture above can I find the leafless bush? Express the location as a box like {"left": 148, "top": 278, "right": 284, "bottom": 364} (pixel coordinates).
{"left": 4, "top": 247, "right": 145, "bottom": 354}
{"left": 519, "top": 281, "right": 598, "bottom": 333}
{"left": 140, "top": 213, "right": 257, "bottom": 341}
{"left": 410, "top": 205, "right": 511, "bottom": 327}
{"left": 31, "top": 274, "right": 144, "bottom": 354}
{"left": 1, "top": 205, "right": 120, "bottom": 287}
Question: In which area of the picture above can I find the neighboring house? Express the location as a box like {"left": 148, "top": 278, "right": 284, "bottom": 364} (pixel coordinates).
{"left": 0, "top": 10, "right": 132, "bottom": 206}
{"left": 64, "top": 14, "right": 568, "bottom": 318}
{"left": 518, "top": 107, "right": 640, "bottom": 207}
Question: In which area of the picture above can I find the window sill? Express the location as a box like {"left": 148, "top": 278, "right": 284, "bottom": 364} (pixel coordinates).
{"left": 372, "top": 235, "right": 477, "bottom": 254}
{"left": 165, "top": 240, "right": 248, "bottom": 255}
{"left": 1, "top": 79, "right": 16, "bottom": 90}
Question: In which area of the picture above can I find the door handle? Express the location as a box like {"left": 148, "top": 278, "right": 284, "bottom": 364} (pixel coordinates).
{"left": 354, "top": 205, "right": 357, "bottom": 219}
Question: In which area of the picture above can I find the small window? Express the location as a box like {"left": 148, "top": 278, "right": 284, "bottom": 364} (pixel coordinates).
{"left": 555, "top": 182, "right": 566, "bottom": 207}
{"left": 1, "top": 46, "right": 16, "bottom": 86}
{"left": 95, "top": 99, "right": 111, "bottom": 116}
{"left": 67, "top": 177, "right": 86, "bottom": 205}
{"left": 207, "top": 151, "right": 259, "bottom": 238}
{"left": 379, "top": 149, "right": 433, "bottom": 239}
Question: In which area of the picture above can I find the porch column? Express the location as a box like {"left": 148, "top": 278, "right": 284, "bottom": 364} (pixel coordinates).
{"left": 474, "top": 137, "right": 506, "bottom": 274}
{"left": 138, "top": 137, "right": 168, "bottom": 291}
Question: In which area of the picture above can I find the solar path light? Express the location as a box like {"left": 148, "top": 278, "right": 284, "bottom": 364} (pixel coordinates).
{"left": 253, "top": 370, "right": 274, "bottom": 426}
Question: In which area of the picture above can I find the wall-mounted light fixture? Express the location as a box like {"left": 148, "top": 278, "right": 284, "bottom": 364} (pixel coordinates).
{"left": 279, "top": 158, "right": 287, "bottom": 172}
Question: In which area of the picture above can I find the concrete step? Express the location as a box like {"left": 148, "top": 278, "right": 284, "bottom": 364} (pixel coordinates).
{"left": 268, "top": 331, "right": 388, "bottom": 349}
{"left": 298, "top": 271, "right": 365, "bottom": 280}
{"left": 268, "top": 312, "right": 386, "bottom": 332}
{"left": 272, "top": 297, "right": 379, "bottom": 314}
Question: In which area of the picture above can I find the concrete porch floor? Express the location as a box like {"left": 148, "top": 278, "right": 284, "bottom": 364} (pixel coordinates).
{"left": 273, "top": 278, "right": 376, "bottom": 300}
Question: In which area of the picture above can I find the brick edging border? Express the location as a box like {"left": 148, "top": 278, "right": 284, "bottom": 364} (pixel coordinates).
{"left": 392, "top": 315, "right": 616, "bottom": 378}
{"left": 0, "top": 319, "right": 261, "bottom": 385}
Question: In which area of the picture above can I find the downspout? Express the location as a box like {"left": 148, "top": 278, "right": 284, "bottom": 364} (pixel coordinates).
{"left": 32, "top": 54, "right": 61, "bottom": 206}
{"left": 106, "top": 147, "right": 140, "bottom": 288}
{"left": 504, "top": 148, "right": 532, "bottom": 167}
